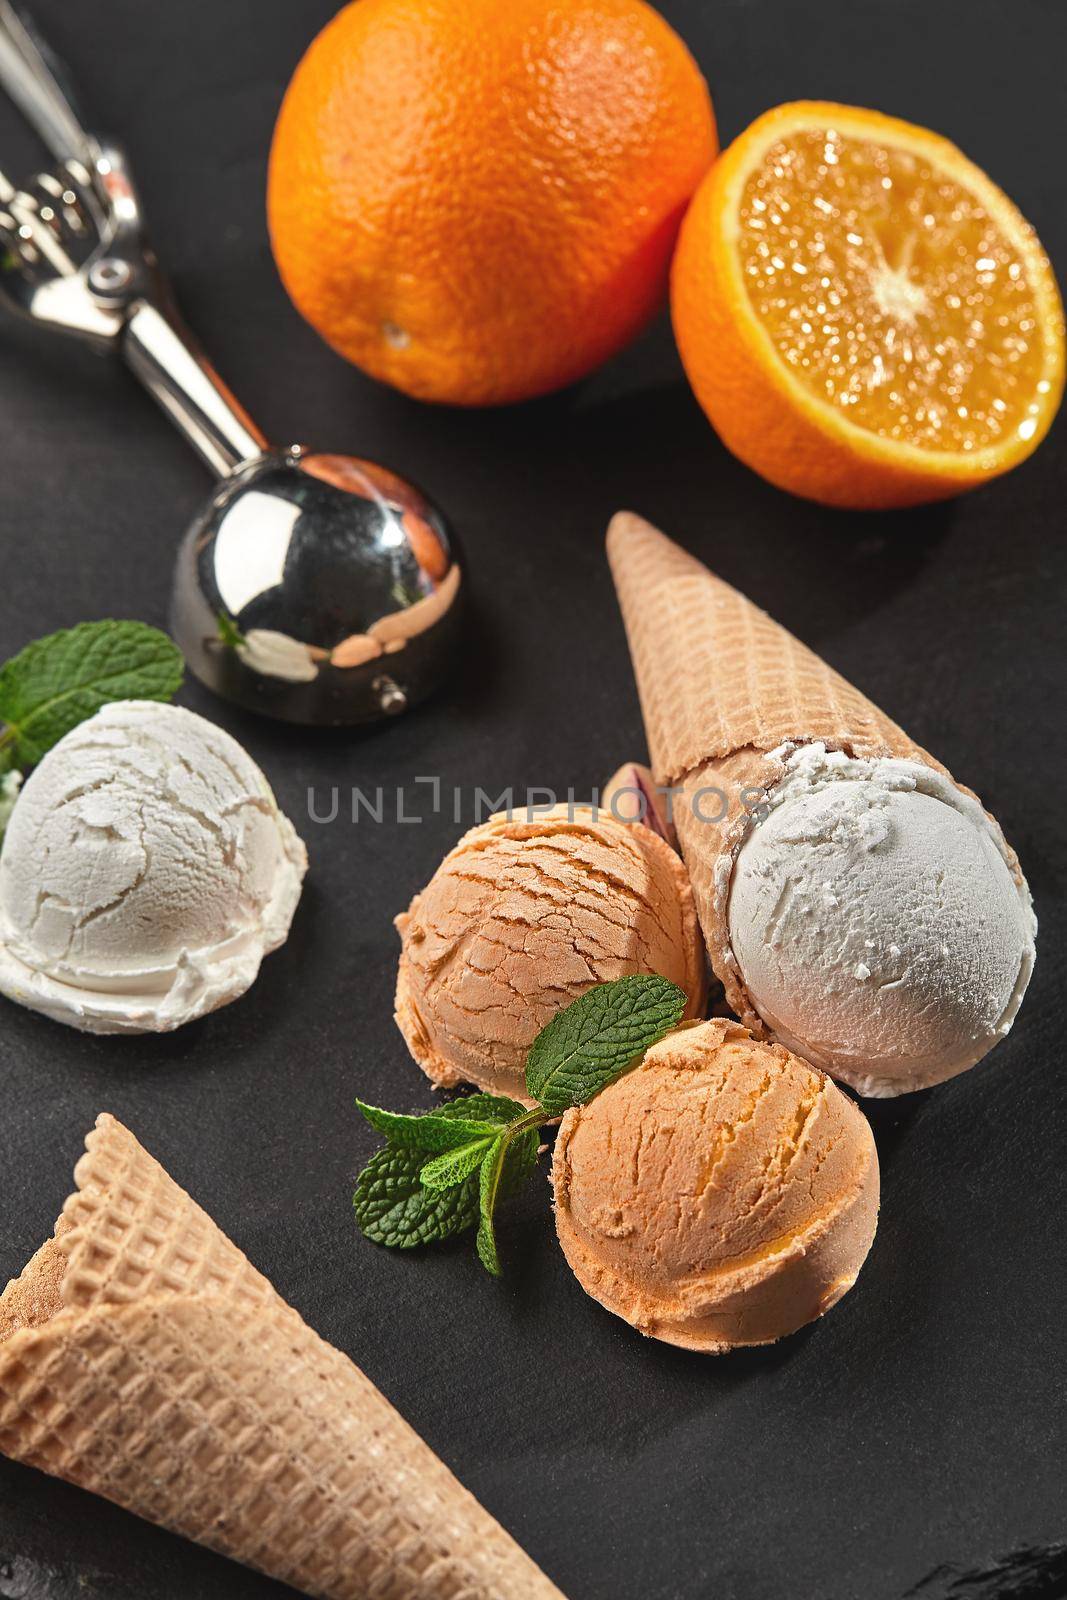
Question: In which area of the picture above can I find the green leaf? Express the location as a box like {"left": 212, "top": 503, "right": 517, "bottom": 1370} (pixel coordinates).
{"left": 525, "top": 975, "right": 687, "bottom": 1116}
{"left": 420, "top": 1138, "right": 494, "bottom": 1190}
{"left": 437, "top": 1092, "right": 529, "bottom": 1126}
{"left": 0, "top": 621, "right": 183, "bottom": 770}
{"left": 353, "top": 1144, "right": 480, "bottom": 1248}
{"left": 474, "top": 1117, "right": 541, "bottom": 1277}
{"left": 355, "top": 1098, "right": 505, "bottom": 1154}
{"left": 504, "top": 1125, "right": 540, "bottom": 1194}
{"left": 476, "top": 1133, "right": 509, "bottom": 1276}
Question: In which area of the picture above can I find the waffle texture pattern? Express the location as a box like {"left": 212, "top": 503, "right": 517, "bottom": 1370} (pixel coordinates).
{"left": 0, "top": 1115, "right": 564, "bottom": 1600}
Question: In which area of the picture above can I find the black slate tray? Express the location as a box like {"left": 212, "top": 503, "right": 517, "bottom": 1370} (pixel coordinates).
{"left": 1, "top": 3, "right": 1064, "bottom": 1597}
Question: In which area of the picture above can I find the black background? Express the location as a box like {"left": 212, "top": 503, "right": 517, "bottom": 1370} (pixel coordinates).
{"left": 1, "top": 3, "right": 1065, "bottom": 1597}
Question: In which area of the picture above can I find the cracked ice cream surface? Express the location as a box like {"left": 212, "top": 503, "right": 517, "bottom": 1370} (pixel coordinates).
{"left": 726, "top": 744, "right": 1036, "bottom": 1096}
{"left": 0, "top": 701, "right": 307, "bottom": 1034}
{"left": 394, "top": 805, "right": 705, "bottom": 1104}
{"left": 552, "top": 1018, "right": 879, "bottom": 1352}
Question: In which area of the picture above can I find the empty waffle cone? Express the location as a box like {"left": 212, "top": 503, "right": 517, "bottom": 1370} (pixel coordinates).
{"left": 0, "top": 1115, "right": 565, "bottom": 1600}
{"left": 605, "top": 511, "right": 1025, "bottom": 1043}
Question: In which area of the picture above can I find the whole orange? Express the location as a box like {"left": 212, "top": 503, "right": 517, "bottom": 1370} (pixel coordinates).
{"left": 267, "top": 0, "right": 716, "bottom": 406}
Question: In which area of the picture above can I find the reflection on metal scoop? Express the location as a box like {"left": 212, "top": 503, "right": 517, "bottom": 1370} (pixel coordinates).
{"left": 0, "top": 5, "right": 461, "bottom": 724}
{"left": 176, "top": 449, "right": 461, "bottom": 724}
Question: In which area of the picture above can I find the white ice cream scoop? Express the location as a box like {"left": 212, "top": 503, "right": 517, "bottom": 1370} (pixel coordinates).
{"left": 0, "top": 701, "right": 306, "bottom": 1034}
{"left": 727, "top": 744, "right": 1036, "bottom": 1096}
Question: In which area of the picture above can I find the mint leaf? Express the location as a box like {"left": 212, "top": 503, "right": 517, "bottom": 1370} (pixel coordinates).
{"left": 525, "top": 974, "right": 687, "bottom": 1115}
{"left": 476, "top": 1132, "right": 509, "bottom": 1276}
{"left": 0, "top": 621, "right": 183, "bottom": 770}
{"left": 474, "top": 1116, "right": 541, "bottom": 1276}
{"left": 420, "top": 1138, "right": 494, "bottom": 1190}
{"left": 355, "top": 1098, "right": 505, "bottom": 1154}
{"left": 441, "top": 1092, "right": 529, "bottom": 1125}
{"left": 353, "top": 1144, "right": 480, "bottom": 1248}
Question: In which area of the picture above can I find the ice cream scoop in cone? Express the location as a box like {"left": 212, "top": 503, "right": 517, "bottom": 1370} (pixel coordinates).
{"left": 0, "top": 1115, "right": 565, "bottom": 1600}
{"left": 607, "top": 512, "right": 1035, "bottom": 1096}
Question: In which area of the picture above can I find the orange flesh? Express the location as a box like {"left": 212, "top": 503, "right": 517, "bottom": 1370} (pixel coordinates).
{"left": 737, "top": 127, "right": 1049, "bottom": 453}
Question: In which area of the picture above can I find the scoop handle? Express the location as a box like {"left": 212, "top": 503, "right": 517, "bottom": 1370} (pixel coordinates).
{"left": 122, "top": 300, "right": 268, "bottom": 480}
{"left": 0, "top": 1, "right": 98, "bottom": 166}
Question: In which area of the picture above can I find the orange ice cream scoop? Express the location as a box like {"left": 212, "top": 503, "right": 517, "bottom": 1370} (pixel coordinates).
{"left": 395, "top": 806, "right": 705, "bottom": 1105}
{"left": 553, "top": 1019, "right": 879, "bottom": 1352}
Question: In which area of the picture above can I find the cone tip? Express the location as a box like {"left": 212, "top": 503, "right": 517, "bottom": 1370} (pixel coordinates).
{"left": 606, "top": 509, "right": 656, "bottom": 558}
{"left": 606, "top": 513, "right": 711, "bottom": 592}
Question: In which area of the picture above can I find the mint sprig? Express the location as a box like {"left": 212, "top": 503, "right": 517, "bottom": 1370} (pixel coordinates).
{"left": 354, "top": 1095, "right": 537, "bottom": 1250}
{"left": 353, "top": 975, "right": 686, "bottom": 1276}
{"left": 0, "top": 620, "right": 183, "bottom": 773}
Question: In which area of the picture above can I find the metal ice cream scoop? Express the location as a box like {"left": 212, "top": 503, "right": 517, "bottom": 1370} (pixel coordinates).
{"left": 0, "top": 4, "right": 461, "bottom": 725}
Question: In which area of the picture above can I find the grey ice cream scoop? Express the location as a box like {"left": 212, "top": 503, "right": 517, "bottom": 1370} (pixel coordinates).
{"left": 727, "top": 744, "right": 1036, "bottom": 1096}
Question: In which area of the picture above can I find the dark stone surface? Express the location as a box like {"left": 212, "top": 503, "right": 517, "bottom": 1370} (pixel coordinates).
{"left": 0, "top": 2, "right": 1064, "bottom": 1597}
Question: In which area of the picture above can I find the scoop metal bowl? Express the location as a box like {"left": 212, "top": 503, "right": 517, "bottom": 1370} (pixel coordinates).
{"left": 0, "top": 3, "right": 462, "bottom": 725}
{"left": 173, "top": 447, "right": 461, "bottom": 725}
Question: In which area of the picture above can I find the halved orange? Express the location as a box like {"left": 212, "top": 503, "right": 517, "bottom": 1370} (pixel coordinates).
{"left": 671, "top": 102, "right": 1065, "bottom": 509}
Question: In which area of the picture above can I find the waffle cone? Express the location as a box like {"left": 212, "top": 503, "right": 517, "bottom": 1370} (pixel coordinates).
{"left": 0, "top": 1115, "right": 565, "bottom": 1600}
{"left": 606, "top": 512, "right": 1019, "bottom": 1034}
